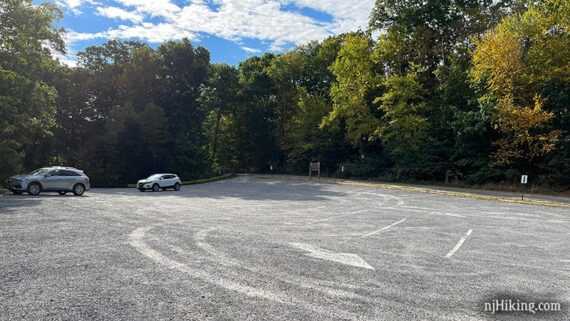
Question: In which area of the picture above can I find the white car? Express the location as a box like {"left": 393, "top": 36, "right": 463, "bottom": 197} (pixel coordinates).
{"left": 137, "top": 174, "right": 182, "bottom": 192}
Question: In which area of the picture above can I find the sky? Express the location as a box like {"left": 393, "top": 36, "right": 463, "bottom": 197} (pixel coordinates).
{"left": 37, "top": 0, "right": 375, "bottom": 66}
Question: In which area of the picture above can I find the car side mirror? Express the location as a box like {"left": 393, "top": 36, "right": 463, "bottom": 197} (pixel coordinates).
{"left": 160, "top": 177, "right": 163, "bottom": 180}
{"left": 44, "top": 174, "right": 49, "bottom": 178}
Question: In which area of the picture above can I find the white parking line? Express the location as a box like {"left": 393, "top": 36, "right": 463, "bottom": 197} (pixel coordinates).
{"left": 307, "top": 209, "right": 369, "bottom": 225}
{"left": 361, "top": 218, "right": 407, "bottom": 238}
{"left": 445, "top": 229, "right": 473, "bottom": 258}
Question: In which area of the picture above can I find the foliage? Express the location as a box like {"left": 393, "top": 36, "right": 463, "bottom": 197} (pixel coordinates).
{"left": 1, "top": 0, "right": 569, "bottom": 189}
{"left": 326, "top": 34, "right": 380, "bottom": 147}
{"left": 493, "top": 95, "right": 560, "bottom": 165}
{"left": 0, "top": 0, "right": 64, "bottom": 180}
{"left": 470, "top": 0, "right": 567, "bottom": 169}
{"left": 375, "top": 73, "right": 429, "bottom": 163}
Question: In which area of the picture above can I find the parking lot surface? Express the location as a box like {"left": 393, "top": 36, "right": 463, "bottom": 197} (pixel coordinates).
{"left": 1, "top": 176, "right": 568, "bottom": 320}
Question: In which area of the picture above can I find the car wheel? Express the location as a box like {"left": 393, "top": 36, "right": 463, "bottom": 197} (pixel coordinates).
{"left": 27, "top": 183, "right": 41, "bottom": 196}
{"left": 58, "top": 191, "right": 67, "bottom": 196}
{"left": 12, "top": 190, "right": 24, "bottom": 195}
{"left": 72, "top": 183, "right": 86, "bottom": 196}
{"left": 152, "top": 184, "right": 160, "bottom": 192}
{"left": 174, "top": 183, "right": 181, "bottom": 191}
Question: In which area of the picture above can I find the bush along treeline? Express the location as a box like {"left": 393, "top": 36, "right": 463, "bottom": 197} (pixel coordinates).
{"left": 1, "top": 0, "right": 569, "bottom": 188}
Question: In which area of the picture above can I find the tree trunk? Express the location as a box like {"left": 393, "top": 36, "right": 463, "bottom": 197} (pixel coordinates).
{"left": 212, "top": 109, "right": 222, "bottom": 161}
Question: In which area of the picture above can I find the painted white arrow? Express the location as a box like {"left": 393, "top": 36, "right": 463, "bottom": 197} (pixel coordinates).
{"left": 289, "top": 243, "right": 375, "bottom": 270}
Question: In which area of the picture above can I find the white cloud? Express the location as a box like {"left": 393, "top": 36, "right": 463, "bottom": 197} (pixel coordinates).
{"left": 54, "top": 52, "right": 78, "bottom": 67}
{"left": 65, "top": 23, "right": 196, "bottom": 45}
{"left": 56, "top": 0, "right": 99, "bottom": 14}
{"left": 61, "top": 0, "right": 375, "bottom": 63}
{"left": 56, "top": 0, "right": 82, "bottom": 9}
{"left": 114, "top": 0, "right": 181, "bottom": 19}
{"left": 291, "top": 0, "right": 374, "bottom": 33}
{"left": 241, "top": 46, "right": 261, "bottom": 54}
{"left": 105, "top": 23, "right": 197, "bottom": 43}
{"left": 173, "top": 0, "right": 331, "bottom": 48}
{"left": 65, "top": 30, "right": 103, "bottom": 43}
{"left": 96, "top": 6, "right": 143, "bottom": 23}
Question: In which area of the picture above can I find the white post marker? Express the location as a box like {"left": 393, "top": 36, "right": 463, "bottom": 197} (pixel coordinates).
{"left": 521, "top": 175, "right": 528, "bottom": 200}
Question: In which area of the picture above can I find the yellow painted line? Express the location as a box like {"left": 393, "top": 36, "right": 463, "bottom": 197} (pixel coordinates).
{"left": 332, "top": 180, "right": 570, "bottom": 208}
{"left": 253, "top": 175, "right": 570, "bottom": 208}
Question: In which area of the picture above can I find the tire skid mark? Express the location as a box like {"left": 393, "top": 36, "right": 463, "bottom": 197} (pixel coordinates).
{"left": 193, "top": 228, "right": 371, "bottom": 300}
{"left": 129, "top": 226, "right": 364, "bottom": 320}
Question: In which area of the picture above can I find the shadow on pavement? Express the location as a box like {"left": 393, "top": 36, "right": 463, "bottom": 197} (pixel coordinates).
{"left": 90, "top": 177, "right": 347, "bottom": 202}
{"left": 0, "top": 194, "right": 44, "bottom": 212}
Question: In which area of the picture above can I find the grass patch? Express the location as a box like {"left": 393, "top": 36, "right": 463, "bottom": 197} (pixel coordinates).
{"left": 127, "top": 174, "right": 234, "bottom": 188}
{"left": 0, "top": 188, "right": 7, "bottom": 194}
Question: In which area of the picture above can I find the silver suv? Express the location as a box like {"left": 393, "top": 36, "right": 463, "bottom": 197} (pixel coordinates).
{"left": 5, "top": 167, "right": 90, "bottom": 196}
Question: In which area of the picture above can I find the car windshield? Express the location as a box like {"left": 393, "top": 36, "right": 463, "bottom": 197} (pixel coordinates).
{"left": 28, "top": 168, "right": 49, "bottom": 176}
{"left": 146, "top": 174, "right": 163, "bottom": 180}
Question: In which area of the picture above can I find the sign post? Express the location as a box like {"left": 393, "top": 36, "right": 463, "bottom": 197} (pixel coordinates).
{"left": 309, "top": 162, "right": 320, "bottom": 180}
{"left": 520, "top": 175, "right": 528, "bottom": 200}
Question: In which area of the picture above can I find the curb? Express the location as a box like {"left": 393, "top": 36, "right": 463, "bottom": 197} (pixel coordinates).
{"left": 253, "top": 175, "right": 570, "bottom": 208}
{"left": 181, "top": 174, "right": 235, "bottom": 186}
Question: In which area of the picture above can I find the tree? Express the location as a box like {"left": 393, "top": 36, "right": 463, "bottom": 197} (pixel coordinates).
{"left": 233, "top": 54, "right": 280, "bottom": 172}
{"left": 493, "top": 95, "right": 560, "bottom": 166}
{"left": 375, "top": 73, "right": 429, "bottom": 165}
{"left": 325, "top": 34, "right": 380, "bottom": 147}
{"left": 138, "top": 103, "right": 171, "bottom": 172}
{"left": 156, "top": 39, "right": 211, "bottom": 179}
{"left": 200, "top": 64, "right": 240, "bottom": 169}
{"left": 370, "top": 0, "right": 511, "bottom": 77}
{"left": 0, "top": 0, "right": 64, "bottom": 180}
{"left": 120, "top": 45, "right": 160, "bottom": 113}
{"left": 470, "top": 0, "right": 567, "bottom": 170}
{"left": 287, "top": 87, "right": 347, "bottom": 172}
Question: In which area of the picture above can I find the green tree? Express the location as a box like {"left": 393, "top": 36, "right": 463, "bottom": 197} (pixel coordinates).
{"left": 325, "top": 34, "right": 380, "bottom": 147}
{"left": 0, "top": 0, "right": 64, "bottom": 180}
{"left": 156, "top": 39, "right": 211, "bottom": 179}
{"left": 287, "top": 87, "right": 347, "bottom": 172}
{"left": 233, "top": 54, "right": 280, "bottom": 172}
{"left": 138, "top": 103, "right": 171, "bottom": 172}
{"left": 375, "top": 73, "right": 429, "bottom": 165}
{"left": 200, "top": 64, "right": 240, "bottom": 170}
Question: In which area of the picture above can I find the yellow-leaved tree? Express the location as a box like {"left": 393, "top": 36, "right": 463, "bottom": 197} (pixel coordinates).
{"left": 494, "top": 95, "right": 560, "bottom": 165}
{"left": 470, "top": 0, "right": 568, "bottom": 167}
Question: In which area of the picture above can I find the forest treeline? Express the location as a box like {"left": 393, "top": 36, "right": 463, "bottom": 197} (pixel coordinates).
{"left": 1, "top": 0, "right": 569, "bottom": 188}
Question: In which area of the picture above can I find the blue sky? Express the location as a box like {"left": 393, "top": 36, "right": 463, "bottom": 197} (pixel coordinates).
{"left": 36, "top": 0, "right": 374, "bottom": 66}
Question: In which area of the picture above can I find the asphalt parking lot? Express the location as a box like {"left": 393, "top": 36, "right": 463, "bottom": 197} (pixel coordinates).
{"left": 1, "top": 176, "right": 568, "bottom": 320}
